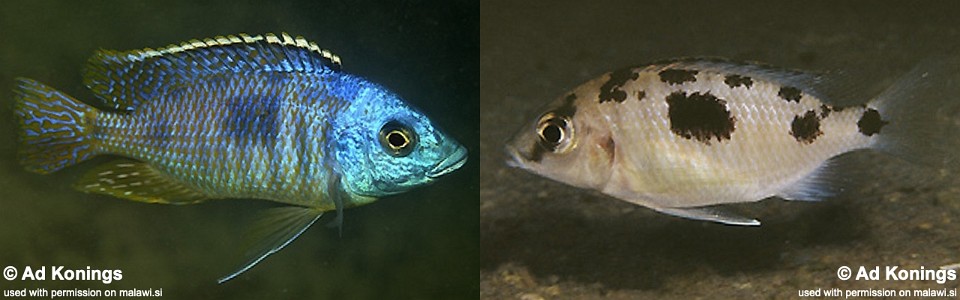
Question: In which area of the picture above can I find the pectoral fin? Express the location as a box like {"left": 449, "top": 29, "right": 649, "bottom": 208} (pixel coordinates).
{"left": 73, "top": 159, "right": 207, "bottom": 204}
{"left": 218, "top": 206, "right": 323, "bottom": 283}
{"left": 324, "top": 172, "right": 347, "bottom": 237}
{"left": 653, "top": 206, "right": 761, "bottom": 226}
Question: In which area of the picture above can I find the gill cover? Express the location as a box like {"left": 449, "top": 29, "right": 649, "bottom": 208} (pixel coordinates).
{"left": 334, "top": 85, "right": 466, "bottom": 197}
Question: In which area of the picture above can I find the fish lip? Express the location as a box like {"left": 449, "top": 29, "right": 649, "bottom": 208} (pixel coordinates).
{"left": 427, "top": 145, "right": 468, "bottom": 179}
{"left": 503, "top": 145, "right": 524, "bottom": 169}
{"left": 504, "top": 146, "right": 519, "bottom": 168}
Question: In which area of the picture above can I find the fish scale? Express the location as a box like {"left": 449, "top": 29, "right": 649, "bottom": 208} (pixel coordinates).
{"left": 592, "top": 68, "right": 868, "bottom": 203}
{"left": 98, "top": 73, "right": 337, "bottom": 205}
{"left": 507, "top": 58, "right": 957, "bottom": 225}
{"left": 13, "top": 33, "right": 467, "bottom": 282}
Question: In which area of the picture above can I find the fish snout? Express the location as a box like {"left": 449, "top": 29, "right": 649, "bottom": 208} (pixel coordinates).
{"left": 503, "top": 144, "right": 527, "bottom": 169}
{"left": 427, "top": 144, "right": 467, "bottom": 179}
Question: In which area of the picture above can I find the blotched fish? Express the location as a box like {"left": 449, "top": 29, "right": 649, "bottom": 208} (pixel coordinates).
{"left": 14, "top": 33, "right": 467, "bottom": 282}
{"left": 506, "top": 58, "right": 957, "bottom": 226}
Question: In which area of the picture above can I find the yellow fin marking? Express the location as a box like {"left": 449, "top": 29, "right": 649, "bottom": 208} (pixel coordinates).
{"left": 73, "top": 159, "right": 207, "bottom": 204}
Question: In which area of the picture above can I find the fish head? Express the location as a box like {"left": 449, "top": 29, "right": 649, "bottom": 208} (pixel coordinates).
{"left": 504, "top": 88, "right": 615, "bottom": 191}
{"left": 336, "top": 85, "right": 467, "bottom": 197}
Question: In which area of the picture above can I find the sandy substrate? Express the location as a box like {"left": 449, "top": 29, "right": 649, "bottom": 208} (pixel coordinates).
{"left": 481, "top": 1, "right": 960, "bottom": 298}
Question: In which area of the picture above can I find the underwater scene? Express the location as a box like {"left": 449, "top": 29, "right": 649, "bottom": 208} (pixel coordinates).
{"left": 482, "top": 1, "right": 960, "bottom": 299}
{"left": 0, "top": 0, "right": 478, "bottom": 299}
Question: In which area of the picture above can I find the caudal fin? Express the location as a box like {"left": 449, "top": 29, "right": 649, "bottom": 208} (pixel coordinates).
{"left": 13, "top": 78, "right": 98, "bottom": 174}
{"left": 868, "top": 59, "right": 960, "bottom": 170}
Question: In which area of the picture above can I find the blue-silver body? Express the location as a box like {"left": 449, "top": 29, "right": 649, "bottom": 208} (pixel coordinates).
{"left": 13, "top": 33, "right": 467, "bottom": 282}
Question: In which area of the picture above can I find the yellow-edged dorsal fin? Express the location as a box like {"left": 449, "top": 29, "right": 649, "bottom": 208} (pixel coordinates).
{"left": 82, "top": 33, "right": 342, "bottom": 112}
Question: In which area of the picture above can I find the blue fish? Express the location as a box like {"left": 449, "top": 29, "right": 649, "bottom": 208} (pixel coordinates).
{"left": 13, "top": 33, "right": 467, "bottom": 282}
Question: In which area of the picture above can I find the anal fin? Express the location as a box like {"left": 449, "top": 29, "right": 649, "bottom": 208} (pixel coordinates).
{"left": 218, "top": 206, "right": 323, "bottom": 283}
{"left": 73, "top": 159, "right": 207, "bottom": 204}
{"left": 653, "top": 206, "right": 761, "bottom": 226}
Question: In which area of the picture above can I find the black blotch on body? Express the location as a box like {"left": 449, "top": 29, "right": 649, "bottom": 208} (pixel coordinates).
{"left": 857, "top": 108, "right": 888, "bottom": 136}
{"left": 599, "top": 68, "right": 639, "bottom": 103}
{"left": 658, "top": 69, "right": 698, "bottom": 85}
{"left": 723, "top": 74, "right": 753, "bottom": 89}
{"left": 637, "top": 90, "right": 646, "bottom": 101}
{"left": 665, "top": 92, "right": 736, "bottom": 144}
{"left": 830, "top": 104, "right": 856, "bottom": 113}
{"left": 819, "top": 104, "right": 832, "bottom": 119}
{"left": 223, "top": 95, "right": 282, "bottom": 146}
{"left": 778, "top": 86, "right": 802, "bottom": 103}
{"left": 790, "top": 110, "right": 823, "bottom": 144}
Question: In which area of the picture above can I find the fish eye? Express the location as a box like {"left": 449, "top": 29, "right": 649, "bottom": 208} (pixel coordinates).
{"left": 541, "top": 123, "right": 562, "bottom": 144}
{"left": 536, "top": 113, "right": 574, "bottom": 153}
{"left": 379, "top": 121, "right": 418, "bottom": 157}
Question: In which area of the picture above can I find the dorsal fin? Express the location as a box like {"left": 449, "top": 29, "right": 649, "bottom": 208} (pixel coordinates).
{"left": 644, "top": 57, "right": 831, "bottom": 101}
{"left": 82, "top": 33, "right": 342, "bottom": 112}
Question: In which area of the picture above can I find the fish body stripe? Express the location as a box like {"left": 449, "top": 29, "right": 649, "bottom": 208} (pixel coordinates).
{"left": 94, "top": 72, "right": 351, "bottom": 207}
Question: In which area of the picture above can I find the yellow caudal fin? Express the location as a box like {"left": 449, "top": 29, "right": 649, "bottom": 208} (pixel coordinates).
{"left": 73, "top": 159, "right": 207, "bottom": 204}
{"left": 13, "top": 78, "right": 99, "bottom": 174}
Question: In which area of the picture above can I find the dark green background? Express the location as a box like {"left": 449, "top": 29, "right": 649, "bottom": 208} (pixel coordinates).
{"left": 0, "top": 0, "right": 478, "bottom": 299}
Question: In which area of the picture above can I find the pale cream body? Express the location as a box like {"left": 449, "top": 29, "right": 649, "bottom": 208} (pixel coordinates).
{"left": 507, "top": 61, "right": 881, "bottom": 217}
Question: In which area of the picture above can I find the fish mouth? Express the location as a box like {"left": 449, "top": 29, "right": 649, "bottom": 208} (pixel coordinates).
{"left": 504, "top": 145, "right": 524, "bottom": 168}
{"left": 504, "top": 143, "right": 537, "bottom": 170}
{"left": 427, "top": 145, "right": 468, "bottom": 179}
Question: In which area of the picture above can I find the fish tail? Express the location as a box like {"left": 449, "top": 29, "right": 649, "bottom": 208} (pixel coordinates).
{"left": 868, "top": 59, "right": 960, "bottom": 169}
{"left": 13, "top": 78, "right": 99, "bottom": 174}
